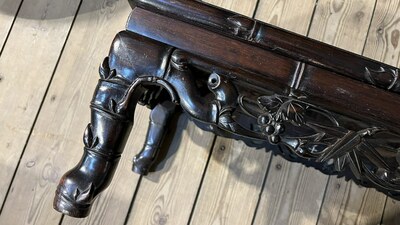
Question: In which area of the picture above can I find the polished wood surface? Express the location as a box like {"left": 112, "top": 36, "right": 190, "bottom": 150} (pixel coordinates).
{"left": 1, "top": 0, "right": 400, "bottom": 224}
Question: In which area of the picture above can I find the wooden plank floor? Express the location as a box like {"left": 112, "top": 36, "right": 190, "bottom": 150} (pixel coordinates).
{"left": 0, "top": 0, "right": 400, "bottom": 224}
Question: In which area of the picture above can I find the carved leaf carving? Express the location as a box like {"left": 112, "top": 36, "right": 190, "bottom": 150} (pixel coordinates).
{"left": 318, "top": 131, "right": 363, "bottom": 162}
{"left": 99, "top": 57, "right": 117, "bottom": 80}
{"left": 258, "top": 94, "right": 307, "bottom": 126}
{"left": 347, "top": 151, "right": 362, "bottom": 180}
{"left": 365, "top": 66, "right": 399, "bottom": 90}
{"left": 241, "top": 89, "right": 400, "bottom": 194}
{"left": 279, "top": 101, "right": 306, "bottom": 126}
{"left": 107, "top": 69, "right": 116, "bottom": 80}
{"left": 99, "top": 57, "right": 110, "bottom": 80}
{"left": 83, "top": 124, "right": 99, "bottom": 149}
{"left": 258, "top": 95, "right": 283, "bottom": 111}
{"left": 109, "top": 99, "right": 117, "bottom": 113}
{"left": 182, "top": 55, "right": 400, "bottom": 198}
{"left": 73, "top": 183, "right": 94, "bottom": 203}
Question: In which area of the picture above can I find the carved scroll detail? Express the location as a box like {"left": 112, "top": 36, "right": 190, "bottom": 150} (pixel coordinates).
{"left": 238, "top": 90, "right": 400, "bottom": 194}
{"left": 365, "top": 66, "right": 399, "bottom": 90}
{"left": 255, "top": 91, "right": 340, "bottom": 148}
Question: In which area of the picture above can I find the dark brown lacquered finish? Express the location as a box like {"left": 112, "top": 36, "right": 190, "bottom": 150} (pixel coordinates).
{"left": 54, "top": 0, "right": 400, "bottom": 218}
{"left": 128, "top": 0, "right": 400, "bottom": 93}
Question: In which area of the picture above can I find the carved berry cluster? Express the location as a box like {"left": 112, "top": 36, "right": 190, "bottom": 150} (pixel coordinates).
{"left": 257, "top": 114, "right": 284, "bottom": 144}
{"left": 256, "top": 93, "right": 307, "bottom": 145}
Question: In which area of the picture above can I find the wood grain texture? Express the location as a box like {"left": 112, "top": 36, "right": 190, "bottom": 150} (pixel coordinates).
{"left": 308, "top": 1, "right": 389, "bottom": 225}
{"left": 0, "top": 0, "right": 134, "bottom": 224}
{"left": 0, "top": 0, "right": 80, "bottom": 211}
{"left": 204, "top": 0, "right": 258, "bottom": 16}
{"left": 382, "top": 198, "right": 400, "bottom": 225}
{"left": 363, "top": 1, "right": 400, "bottom": 223}
{"left": 0, "top": 0, "right": 21, "bottom": 51}
{"left": 253, "top": 1, "right": 328, "bottom": 224}
{"left": 364, "top": 0, "right": 400, "bottom": 67}
{"left": 253, "top": 157, "right": 327, "bottom": 225}
{"left": 189, "top": 138, "right": 271, "bottom": 225}
{"left": 126, "top": 116, "right": 214, "bottom": 225}
{"left": 309, "top": 0, "right": 376, "bottom": 53}
{"left": 255, "top": 0, "right": 317, "bottom": 34}
{"left": 317, "top": 179, "right": 386, "bottom": 225}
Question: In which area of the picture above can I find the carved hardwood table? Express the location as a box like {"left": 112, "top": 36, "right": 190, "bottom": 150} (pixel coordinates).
{"left": 54, "top": 0, "right": 400, "bottom": 218}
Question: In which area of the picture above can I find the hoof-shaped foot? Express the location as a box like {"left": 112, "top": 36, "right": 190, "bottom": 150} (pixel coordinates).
{"left": 53, "top": 171, "right": 95, "bottom": 218}
{"left": 132, "top": 146, "right": 157, "bottom": 175}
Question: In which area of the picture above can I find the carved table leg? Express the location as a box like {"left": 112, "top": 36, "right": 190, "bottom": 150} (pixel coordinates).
{"left": 53, "top": 31, "right": 175, "bottom": 218}
{"left": 132, "top": 101, "right": 176, "bottom": 175}
{"left": 53, "top": 67, "right": 144, "bottom": 218}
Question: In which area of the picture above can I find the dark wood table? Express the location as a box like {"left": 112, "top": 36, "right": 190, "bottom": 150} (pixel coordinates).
{"left": 53, "top": 0, "right": 400, "bottom": 218}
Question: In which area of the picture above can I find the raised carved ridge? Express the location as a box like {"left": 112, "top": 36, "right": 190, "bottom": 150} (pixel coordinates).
{"left": 129, "top": 0, "right": 400, "bottom": 95}
{"left": 365, "top": 66, "right": 400, "bottom": 91}
{"left": 226, "top": 15, "right": 259, "bottom": 41}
